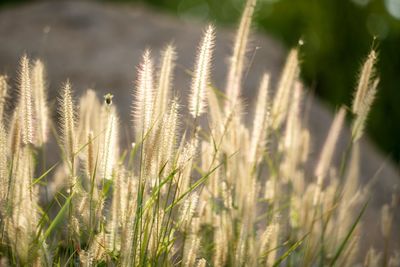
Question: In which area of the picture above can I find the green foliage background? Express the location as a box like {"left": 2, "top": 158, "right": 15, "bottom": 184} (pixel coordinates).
{"left": 1, "top": 0, "right": 400, "bottom": 163}
{"left": 125, "top": 0, "right": 400, "bottom": 163}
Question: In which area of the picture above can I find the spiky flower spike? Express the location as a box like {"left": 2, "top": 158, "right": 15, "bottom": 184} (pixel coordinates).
{"left": 86, "top": 131, "right": 95, "bottom": 181}
{"left": 225, "top": 0, "right": 257, "bottom": 115}
{"left": 313, "top": 107, "right": 346, "bottom": 205}
{"left": 100, "top": 105, "right": 118, "bottom": 180}
{"left": 351, "top": 50, "right": 379, "bottom": 141}
{"left": 159, "top": 98, "right": 179, "bottom": 174}
{"left": 59, "top": 81, "right": 76, "bottom": 166}
{"left": 77, "top": 89, "right": 102, "bottom": 146}
{"left": 18, "top": 55, "right": 34, "bottom": 145}
{"left": 154, "top": 44, "right": 176, "bottom": 119}
{"left": 271, "top": 49, "right": 299, "bottom": 129}
{"left": 0, "top": 75, "right": 8, "bottom": 120}
{"left": 0, "top": 120, "right": 7, "bottom": 206}
{"left": 352, "top": 50, "right": 377, "bottom": 114}
{"left": 189, "top": 25, "right": 215, "bottom": 118}
{"left": 7, "top": 146, "right": 38, "bottom": 264}
{"left": 31, "top": 59, "right": 49, "bottom": 146}
{"left": 133, "top": 49, "right": 154, "bottom": 140}
{"left": 249, "top": 73, "right": 269, "bottom": 165}
{"left": 9, "top": 108, "right": 21, "bottom": 157}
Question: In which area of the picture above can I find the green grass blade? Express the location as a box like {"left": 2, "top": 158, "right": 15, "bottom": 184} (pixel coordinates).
{"left": 329, "top": 200, "right": 369, "bottom": 266}
{"left": 31, "top": 162, "right": 58, "bottom": 187}
{"left": 165, "top": 159, "right": 224, "bottom": 212}
{"left": 41, "top": 192, "right": 75, "bottom": 243}
{"left": 272, "top": 233, "right": 309, "bottom": 267}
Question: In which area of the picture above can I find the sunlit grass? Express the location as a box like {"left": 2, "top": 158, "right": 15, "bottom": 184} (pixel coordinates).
{"left": 0, "top": 0, "right": 396, "bottom": 266}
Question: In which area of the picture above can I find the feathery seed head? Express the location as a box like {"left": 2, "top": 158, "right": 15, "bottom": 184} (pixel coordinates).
{"left": 0, "top": 75, "right": 8, "bottom": 120}
{"left": 196, "top": 259, "right": 207, "bottom": 267}
{"left": 249, "top": 73, "right": 270, "bottom": 164}
{"left": 389, "top": 252, "right": 400, "bottom": 267}
{"left": 9, "top": 109, "right": 21, "bottom": 156}
{"left": 352, "top": 50, "right": 377, "bottom": 114}
{"left": 179, "top": 192, "right": 199, "bottom": 227}
{"left": 133, "top": 49, "right": 154, "bottom": 140}
{"left": 31, "top": 59, "right": 49, "bottom": 146}
{"left": 189, "top": 24, "right": 215, "bottom": 118}
{"left": 159, "top": 98, "right": 180, "bottom": 173}
{"left": 18, "top": 55, "right": 34, "bottom": 145}
{"left": 352, "top": 78, "right": 379, "bottom": 142}
{"left": 381, "top": 204, "right": 392, "bottom": 238}
{"left": 0, "top": 121, "right": 7, "bottom": 203}
{"left": 183, "top": 234, "right": 200, "bottom": 267}
{"left": 225, "top": 0, "right": 257, "bottom": 114}
{"left": 315, "top": 107, "right": 346, "bottom": 179}
{"left": 59, "top": 80, "right": 76, "bottom": 162}
{"left": 100, "top": 106, "right": 118, "bottom": 180}
{"left": 86, "top": 131, "right": 95, "bottom": 180}
{"left": 351, "top": 51, "right": 378, "bottom": 142}
{"left": 313, "top": 107, "right": 346, "bottom": 205}
{"left": 77, "top": 89, "right": 101, "bottom": 146}
{"left": 155, "top": 44, "right": 176, "bottom": 119}
{"left": 271, "top": 49, "right": 299, "bottom": 129}
{"left": 364, "top": 248, "right": 382, "bottom": 267}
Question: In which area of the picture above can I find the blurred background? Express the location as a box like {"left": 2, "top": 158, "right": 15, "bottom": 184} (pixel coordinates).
{"left": 1, "top": 0, "right": 400, "bottom": 165}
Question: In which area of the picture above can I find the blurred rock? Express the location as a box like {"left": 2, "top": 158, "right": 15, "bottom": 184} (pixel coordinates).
{"left": 0, "top": 0, "right": 398, "bottom": 259}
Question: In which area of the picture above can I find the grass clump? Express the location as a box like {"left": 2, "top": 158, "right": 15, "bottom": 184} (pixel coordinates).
{"left": 0, "top": 0, "right": 397, "bottom": 266}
